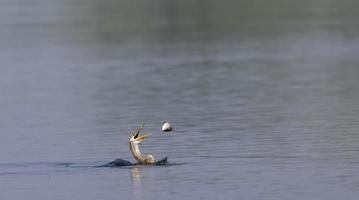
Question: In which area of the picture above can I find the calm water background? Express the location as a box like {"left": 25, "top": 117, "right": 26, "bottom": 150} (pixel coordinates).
{"left": 1, "top": 0, "right": 359, "bottom": 199}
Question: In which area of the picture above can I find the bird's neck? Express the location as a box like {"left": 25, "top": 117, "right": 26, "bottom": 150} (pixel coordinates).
{"left": 129, "top": 142, "right": 144, "bottom": 162}
{"left": 129, "top": 142, "right": 156, "bottom": 164}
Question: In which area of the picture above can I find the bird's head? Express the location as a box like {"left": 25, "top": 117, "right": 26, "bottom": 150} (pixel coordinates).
{"left": 129, "top": 124, "right": 150, "bottom": 144}
{"left": 130, "top": 132, "right": 150, "bottom": 144}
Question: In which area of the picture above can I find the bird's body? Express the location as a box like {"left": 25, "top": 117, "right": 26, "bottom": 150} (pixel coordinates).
{"left": 99, "top": 158, "right": 133, "bottom": 167}
{"left": 162, "top": 122, "right": 172, "bottom": 132}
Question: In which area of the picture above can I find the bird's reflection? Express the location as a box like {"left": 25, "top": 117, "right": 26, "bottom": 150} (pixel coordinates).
{"left": 130, "top": 166, "right": 143, "bottom": 200}
{"left": 130, "top": 166, "right": 143, "bottom": 182}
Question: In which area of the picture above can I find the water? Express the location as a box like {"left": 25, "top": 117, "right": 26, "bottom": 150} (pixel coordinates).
{"left": 1, "top": 0, "right": 359, "bottom": 199}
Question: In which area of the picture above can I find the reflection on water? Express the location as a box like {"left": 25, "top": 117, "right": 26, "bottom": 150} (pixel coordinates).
{"left": 1, "top": 0, "right": 359, "bottom": 200}
{"left": 130, "top": 167, "right": 142, "bottom": 182}
{"left": 131, "top": 167, "right": 143, "bottom": 200}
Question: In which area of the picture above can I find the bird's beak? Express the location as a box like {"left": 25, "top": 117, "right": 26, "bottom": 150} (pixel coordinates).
{"left": 136, "top": 133, "right": 150, "bottom": 142}
{"left": 133, "top": 123, "right": 145, "bottom": 139}
{"left": 134, "top": 131, "right": 140, "bottom": 139}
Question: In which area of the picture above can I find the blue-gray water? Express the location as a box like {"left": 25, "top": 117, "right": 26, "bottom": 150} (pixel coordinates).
{"left": 1, "top": 0, "right": 359, "bottom": 199}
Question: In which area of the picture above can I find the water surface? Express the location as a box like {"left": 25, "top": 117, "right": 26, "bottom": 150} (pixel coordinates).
{"left": 1, "top": 0, "right": 359, "bottom": 199}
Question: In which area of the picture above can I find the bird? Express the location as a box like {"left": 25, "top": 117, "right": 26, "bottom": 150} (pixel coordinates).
{"left": 99, "top": 123, "right": 168, "bottom": 167}
{"left": 162, "top": 121, "right": 172, "bottom": 132}
{"left": 128, "top": 124, "right": 157, "bottom": 164}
